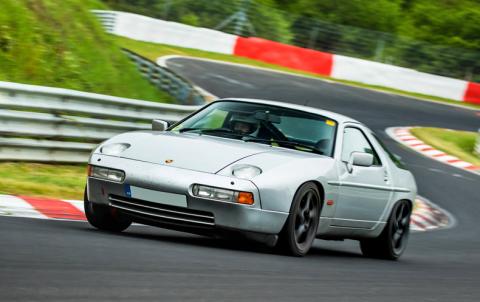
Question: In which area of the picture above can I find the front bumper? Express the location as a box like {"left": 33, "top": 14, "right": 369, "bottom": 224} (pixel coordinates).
{"left": 87, "top": 154, "right": 288, "bottom": 235}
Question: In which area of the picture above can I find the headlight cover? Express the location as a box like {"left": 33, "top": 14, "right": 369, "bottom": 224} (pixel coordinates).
{"left": 231, "top": 164, "right": 262, "bottom": 179}
{"left": 100, "top": 143, "right": 130, "bottom": 156}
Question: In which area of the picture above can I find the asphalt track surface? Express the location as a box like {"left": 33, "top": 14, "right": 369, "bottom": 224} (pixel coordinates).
{"left": 1, "top": 58, "right": 480, "bottom": 302}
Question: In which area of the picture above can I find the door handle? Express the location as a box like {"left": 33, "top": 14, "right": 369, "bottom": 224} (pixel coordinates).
{"left": 383, "top": 170, "right": 389, "bottom": 182}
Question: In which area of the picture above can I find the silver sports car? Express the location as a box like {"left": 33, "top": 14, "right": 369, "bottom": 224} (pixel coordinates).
{"left": 85, "top": 98, "right": 416, "bottom": 259}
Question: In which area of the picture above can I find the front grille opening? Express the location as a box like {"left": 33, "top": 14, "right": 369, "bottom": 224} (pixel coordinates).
{"left": 109, "top": 194, "right": 215, "bottom": 226}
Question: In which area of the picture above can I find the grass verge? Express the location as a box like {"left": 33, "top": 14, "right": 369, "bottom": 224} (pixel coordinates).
{"left": 0, "top": 0, "right": 172, "bottom": 103}
{"left": 410, "top": 127, "right": 480, "bottom": 166}
{"left": 0, "top": 163, "right": 86, "bottom": 200}
{"left": 115, "top": 36, "right": 480, "bottom": 110}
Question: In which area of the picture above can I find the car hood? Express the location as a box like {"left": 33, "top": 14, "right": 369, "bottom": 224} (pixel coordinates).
{"left": 102, "top": 131, "right": 280, "bottom": 174}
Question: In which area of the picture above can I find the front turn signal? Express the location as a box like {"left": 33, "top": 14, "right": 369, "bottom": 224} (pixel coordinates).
{"left": 237, "top": 192, "right": 254, "bottom": 205}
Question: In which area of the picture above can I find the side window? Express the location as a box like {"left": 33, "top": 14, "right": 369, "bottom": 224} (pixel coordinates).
{"left": 371, "top": 133, "right": 407, "bottom": 169}
{"left": 341, "top": 127, "right": 381, "bottom": 165}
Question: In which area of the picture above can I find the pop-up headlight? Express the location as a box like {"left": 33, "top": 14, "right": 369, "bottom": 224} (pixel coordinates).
{"left": 231, "top": 164, "right": 262, "bottom": 179}
{"left": 100, "top": 143, "right": 130, "bottom": 156}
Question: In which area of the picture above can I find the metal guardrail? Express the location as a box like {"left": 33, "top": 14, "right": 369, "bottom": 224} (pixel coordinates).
{"left": 123, "top": 50, "right": 206, "bottom": 105}
{"left": 92, "top": 10, "right": 116, "bottom": 33}
{"left": 0, "top": 81, "right": 199, "bottom": 163}
{"left": 0, "top": 82, "right": 198, "bottom": 122}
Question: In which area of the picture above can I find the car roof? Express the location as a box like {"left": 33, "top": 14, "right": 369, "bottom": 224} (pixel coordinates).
{"left": 218, "top": 98, "right": 362, "bottom": 125}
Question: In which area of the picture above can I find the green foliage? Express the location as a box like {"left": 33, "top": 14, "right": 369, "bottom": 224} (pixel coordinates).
{"left": 290, "top": 0, "right": 402, "bottom": 33}
{"left": 105, "top": 0, "right": 293, "bottom": 43}
{"left": 284, "top": 0, "right": 480, "bottom": 81}
{"left": 0, "top": 0, "right": 172, "bottom": 102}
{"left": 392, "top": 0, "right": 480, "bottom": 80}
{"left": 399, "top": 0, "right": 480, "bottom": 49}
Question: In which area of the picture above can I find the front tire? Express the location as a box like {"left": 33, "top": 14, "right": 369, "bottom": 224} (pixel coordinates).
{"left": 279, "top": 182, "right": 321, "bottom": 257}
{"left": 84, "top": 188, "right": 132, "bottom": 232}
{"left": 360, "top": 200, "right": 412, "bottom": 260}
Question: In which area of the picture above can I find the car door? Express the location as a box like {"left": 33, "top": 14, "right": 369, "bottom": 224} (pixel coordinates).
{"left": 331, "top": 125, "right": 392, "bottom": 229}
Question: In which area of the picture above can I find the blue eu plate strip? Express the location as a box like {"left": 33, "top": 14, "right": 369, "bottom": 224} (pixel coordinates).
{"left": 124, "top": 184, "right": 132, "bottom": 197}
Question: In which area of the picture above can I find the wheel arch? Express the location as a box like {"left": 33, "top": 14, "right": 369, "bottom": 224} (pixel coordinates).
{"left": 287, "top": 180, "right": 325, "bottom": 214}
{"left": 311, "top": 180, "right": 325, "bottom": 206}
{"left": 390, "top": 198, "right": 414, "bottom": 215}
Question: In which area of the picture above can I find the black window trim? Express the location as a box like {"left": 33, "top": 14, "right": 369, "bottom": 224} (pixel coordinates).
{"left": 341, "top": 125, "right": 383, "bottom": 167}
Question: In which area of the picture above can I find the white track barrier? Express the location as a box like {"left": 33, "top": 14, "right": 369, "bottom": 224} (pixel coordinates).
{"left": 331, "top": 55, "right": 469, "bottom": 101}
{"left": 92, "top": 10, "right": 480, "bottom": 104}
{"left": 111, "top": 11, "right": 237, "bottom": 54}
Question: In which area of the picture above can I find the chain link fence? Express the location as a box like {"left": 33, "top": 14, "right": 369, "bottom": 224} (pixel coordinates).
{"left": 104, "top": 0, "right": 480, "bottom": 82}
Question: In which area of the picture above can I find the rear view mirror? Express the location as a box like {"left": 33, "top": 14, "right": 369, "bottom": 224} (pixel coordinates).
{"left": 152, "top": 119, "right": 169, "bottom": 131}
{"left": 254, "top": 111, "right": 281, "bottom": 123}
{"left": 347, "top": 152, "right": 374, "bottom": 173}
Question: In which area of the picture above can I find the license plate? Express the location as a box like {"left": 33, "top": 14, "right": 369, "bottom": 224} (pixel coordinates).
{"left": 125, "top": 185, "right": 187, "bottom": 208}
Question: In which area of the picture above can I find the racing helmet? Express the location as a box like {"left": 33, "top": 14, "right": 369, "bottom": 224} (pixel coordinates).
{"left": 230, "top": 114, "right": 259, "bottom": 135}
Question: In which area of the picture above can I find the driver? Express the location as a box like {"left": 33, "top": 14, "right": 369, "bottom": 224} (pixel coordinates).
{"left": 230, "top": 114, "right": 259, "bottom": 136}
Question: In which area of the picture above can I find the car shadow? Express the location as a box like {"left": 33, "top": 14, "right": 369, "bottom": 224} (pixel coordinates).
{"left": 80, "top": 225, "right": 364, "bottom": 259}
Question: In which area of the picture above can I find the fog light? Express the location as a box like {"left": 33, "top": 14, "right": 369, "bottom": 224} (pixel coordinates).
{"left": 88, "top": 165, "right": 125, "bottom": 183}
{"left": 192, "top": 184, "right": 253, "bottom": 205}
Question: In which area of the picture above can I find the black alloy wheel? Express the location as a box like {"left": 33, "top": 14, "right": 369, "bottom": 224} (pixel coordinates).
{"left": 280, "top": 182, "right": 321, "bottom": 257}
{"left": 360, "top": 200, "right": 412, "bottom": 260}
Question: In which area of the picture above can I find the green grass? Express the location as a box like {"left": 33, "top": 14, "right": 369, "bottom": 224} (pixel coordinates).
{"left": 0, "top": 0, "right": 172, "bottom": 102}
{"left": 0, "top": 163, "right": 86, "bottom": 199}
{"left": 116, "top": 36, "right": 480, "bottom": 110}
{"left": 410, "top": 127, "right": 480, "bottom": 166}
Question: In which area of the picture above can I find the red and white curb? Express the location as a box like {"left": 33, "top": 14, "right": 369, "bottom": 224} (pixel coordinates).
{"left": 0, "top": 194, "right": 452, "bottom": 232}
{"left": 386, "top": 127, "right": 480, "bottom": 174}
{"left": 0, "top": 195, "right": 86, "bottom": 221}
{"left": 411, "top": 196, "right": 453, "bottom": 231}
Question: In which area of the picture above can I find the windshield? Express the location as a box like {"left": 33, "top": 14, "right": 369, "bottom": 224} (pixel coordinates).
{"left": 171, "top": 101, "right": 337, "bottom": 157}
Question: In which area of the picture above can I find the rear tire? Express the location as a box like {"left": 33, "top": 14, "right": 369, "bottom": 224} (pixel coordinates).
{"left": 278, "top": 182, "right": 321, "bottom": 257}
{"left": 84, "top": 188, "right": 131, "bottom": 232}
{"left": 360, "top": 200, "right": 412, "bottom": 260}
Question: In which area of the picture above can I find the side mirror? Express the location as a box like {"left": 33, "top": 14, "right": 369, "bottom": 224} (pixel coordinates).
{"left": 347, "top": 152, "right": 374, "bottom": 173}
{"left": 152, "top": 119, "right": 169, "bottom": 131}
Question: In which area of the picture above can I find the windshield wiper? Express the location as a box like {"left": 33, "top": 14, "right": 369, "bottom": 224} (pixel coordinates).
{"left": 179, "top": 127, "right": 233, "bottom": 134}
{"left": 243, "top": 137, "right": 323, "bottom": 155}
{"left": 179, "top": 128, "right": 263, "bottom": 141}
